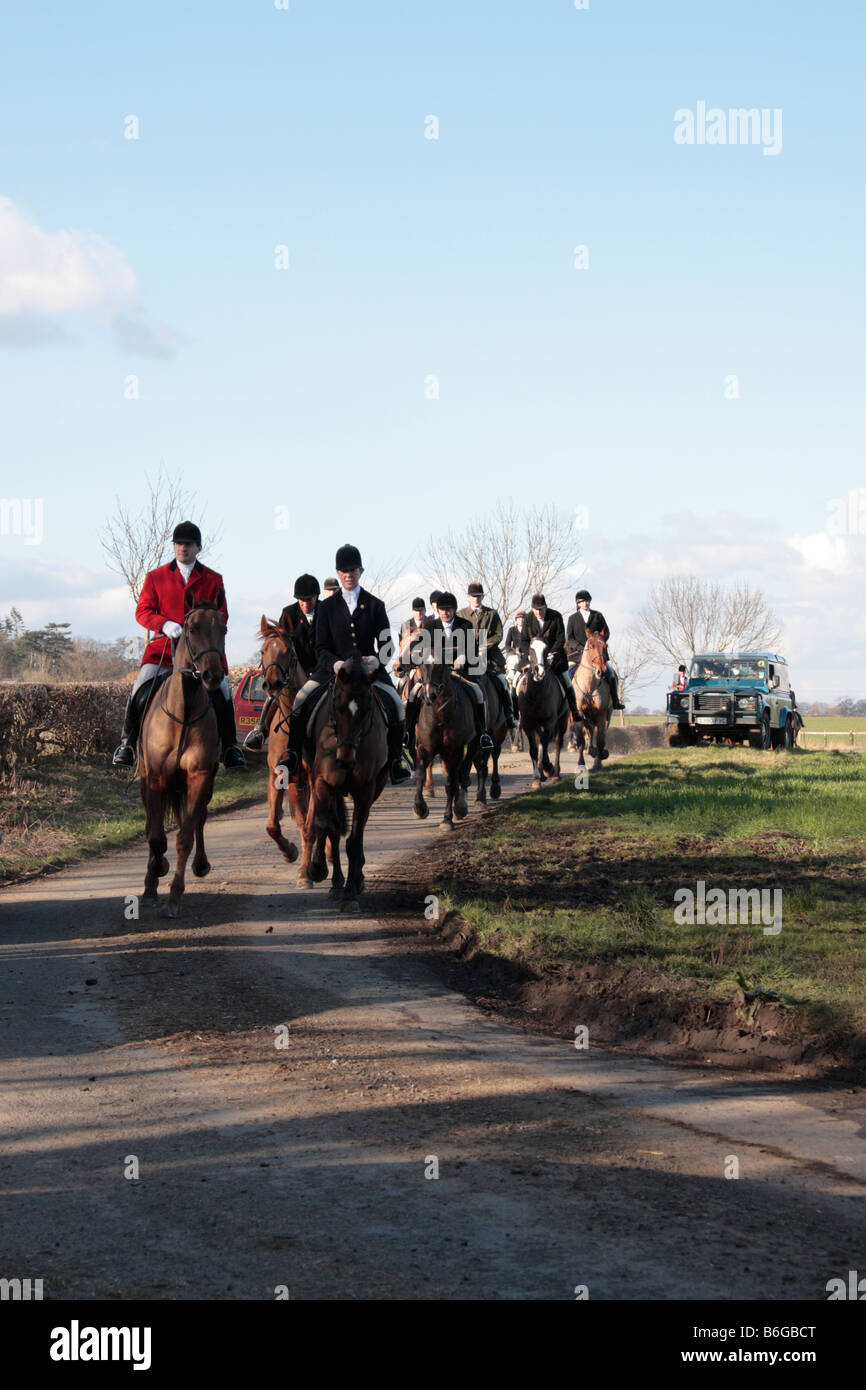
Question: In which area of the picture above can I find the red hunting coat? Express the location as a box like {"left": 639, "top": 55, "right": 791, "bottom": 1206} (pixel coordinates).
{"left": 135, "top": 559, "right": 229, "bottom": 671}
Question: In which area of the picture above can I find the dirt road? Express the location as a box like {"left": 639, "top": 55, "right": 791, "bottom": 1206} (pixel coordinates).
{"left": 1, "top": 752, "right": 864, "bottom": 1300}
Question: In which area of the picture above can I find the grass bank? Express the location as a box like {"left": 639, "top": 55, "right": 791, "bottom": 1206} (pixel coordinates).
{"left": 0, "top": 754, "right": 269, "bottom": 884}
{"left": 429, "top": 748, "right": 866, "bottom": 1061}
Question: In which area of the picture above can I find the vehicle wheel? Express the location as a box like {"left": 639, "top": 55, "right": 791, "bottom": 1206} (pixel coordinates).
{"left": 783, "top": 718, "right": 795, "bottom": 750}
{"left": 760, "top": 713, "right": 772, "bottom": 750}
{"left": 667, "top": 727, "right": 683, "bottom": 748}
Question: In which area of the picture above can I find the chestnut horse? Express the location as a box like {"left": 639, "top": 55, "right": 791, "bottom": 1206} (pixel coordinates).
{"left": 255, "top": 614, "right": 303, "bottom": 870}
{"left": 517, "top": 639, "right": 569, "bottom": 790}
{"left": 572, "top": 630, "right": 612, "bottom": 771}
{"left": 303, "top": 653, "right": 388, "bottom": 911}
{"left": 413, "top": 660, "right": 477, "bottom": 829}
{"left": 139, "top": 594, "right": 224, "bottom": 916}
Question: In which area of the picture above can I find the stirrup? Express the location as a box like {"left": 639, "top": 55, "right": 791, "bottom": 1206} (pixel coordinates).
{"left": 243, "top": 726, "right": 265, "bottom": 749}
{"left": 112, "top": 741, "right": 135, "bottom": 767}
{"left": 479, "top": 731, "right": 494, "bottom": 750}
{"left": 222, "top": 745, "right": 246, "bottom": 769}
{"left": 391, "top": 755, "right": 412, "bottom": 783}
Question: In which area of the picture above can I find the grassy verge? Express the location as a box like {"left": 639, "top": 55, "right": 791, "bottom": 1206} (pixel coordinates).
{"left": 0, "top": 754, "right": 269, "bottom": 883}
{"left": 431, "top": 748, "right": 866, "bottom": 1040}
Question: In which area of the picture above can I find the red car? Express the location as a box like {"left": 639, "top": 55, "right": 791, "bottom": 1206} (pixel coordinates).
{"left": 233, "top": 668, "right": 267, "bottom": 744}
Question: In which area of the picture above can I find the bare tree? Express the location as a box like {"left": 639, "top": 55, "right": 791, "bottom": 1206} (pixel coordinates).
{"left": 99, "top": 462, "right": 222, "bottom": 602}
{"left": 360, "top": 552, "right": 417, "bottom": 620}
{"left": 636, "top": 577, "right": 782, "bottom": 669}
{"left": 426, "top": 502, "right": 581, "bottom": 621}
{"left": 609, "top": 631, "right": 655, "bottom": 727}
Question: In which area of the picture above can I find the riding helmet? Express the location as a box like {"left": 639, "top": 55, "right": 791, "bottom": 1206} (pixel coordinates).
{"left": 467, "top": 581, "right": 484, "bottom": 597}
{"left": 438, "top": 592, "right": 458, "bottom": 610}
{"left": 294, "top": 574, "right": 320, "bottom": 599}
{"left": 335, "top": 543, "right": 363, "bottom": 570}
{"left": 173, "top": 520, "right": 202, "bottom": 546}
{"left": 323, "top": 577, "right": 339, "bottom": 593}
{"left": 412, "top": 597, "right": 426, "bottom": 611}
{"left": 531, "top": 593, "right": 546, "bottom": 608}
{"left": 575, "top": 589, "right": 592, "bottom": 602}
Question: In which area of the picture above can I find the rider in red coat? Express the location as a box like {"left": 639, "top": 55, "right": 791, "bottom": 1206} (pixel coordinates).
{"left": 112, "top": 521, "right": 245, "bottom": 768}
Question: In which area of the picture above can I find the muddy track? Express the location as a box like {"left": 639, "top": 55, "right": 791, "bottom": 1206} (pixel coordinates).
{"left": 1, "top": 751, "right": 864, "bottom": 1300}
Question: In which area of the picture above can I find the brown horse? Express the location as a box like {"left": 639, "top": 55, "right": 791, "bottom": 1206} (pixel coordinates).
{"left": 572, "top": 630, "right": 612, "bottom": 771}
{"left": 517, "top": 639, "right": 569, "bottom": 790}
{"left": 399, "top": 664, "right": 434, "bottom": 797}
{"left": 255, "top": 614, "right": 303, "bottom": 870}
{"left": 139, "top": 594, "right": 224, "bottom": 916}
{"left": 413, "top": 661, "right": 477, "bottom": 829}
{"left": 303, "top": 653, "right": 388, "bottom": 910}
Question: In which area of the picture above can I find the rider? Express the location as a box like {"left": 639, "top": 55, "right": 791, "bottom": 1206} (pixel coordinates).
{"left": 322, "top": 577, "right": 339, "bottom": 597}
{"left": 394, "top": 597, "right": 428, "bottom": 703}
{"left": 112, "top": 521, "right": 245, "bottom": 768}
{"left": 457, "top": 582, "right": 516, "bottom": 729}
{"left": 276, "top": 543, "right": 412, "bottom": 784}
{"left": 243, "top": 573, "right": 320, "bottom": 751}
{"left": 522, "top": 593, "right": 582, "bottom": 725}
{"left": 565, "top": 589, "right": 625, "bottom": 709}
{"left": 405, "top": 592, "right": 495, "bottom": 753}
{"left": 504, "top": 609, "right": 527, "bottom": 654}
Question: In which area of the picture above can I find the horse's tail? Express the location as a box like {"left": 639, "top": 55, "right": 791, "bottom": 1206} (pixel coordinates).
{"left": 166, "top": 776, "right": 186, "bottom": 829}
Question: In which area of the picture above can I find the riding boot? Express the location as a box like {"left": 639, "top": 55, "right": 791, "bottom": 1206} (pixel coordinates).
{"left": 210, "top": 687, "right": 246, "bottom": 768}
{"left": 607, "top": 668, "right": 625, "bottom": 710}
{"left": 243, "top": 693, "right": 275, "bottom": 750}
{"left": 511, "top": 688, "right": 520, "bottom": 720}
{"left": 112, "top": 687, "right": 144, "bottom": 766}
{"left": 387, "top": 719, "right": 413, "bottom": 783}
{"left": 405, "top": 695, "right": 419, "bottom": 756}
{"left": 564, "top": 679, "right": 583, "bottom": 725}
{"left": 497, "top": 676, "right": 516, "bottom": 729}
{"left": 276, "top": 701, "right": 307, "bottom": 775}
{"left": 472, "top": 693, "right": 494, "bottom": 751}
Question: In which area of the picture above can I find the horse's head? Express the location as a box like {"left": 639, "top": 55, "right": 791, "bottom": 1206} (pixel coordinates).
{"left": 419, "top": 657, "right": 452, "bottom": 712}
{"left": 583, "top": 631, "right": 607, "bottom": 680}
{"left": 331, "top": 653, "right": 378, "bottom": 765}
{"left": 258, "top": 613, "right": 299, "bottom": 696}
{"left": 505, "top": 651, "right": 522, "bottom": 682}
{"left": 178, "top": 595, "right": 226, "bottom": 691}
{"left": 528, "top": 638, "right": 549, "bottom": 682}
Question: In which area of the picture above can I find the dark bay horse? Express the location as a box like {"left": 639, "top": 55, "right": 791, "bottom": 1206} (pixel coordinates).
{"left": 413, "top": 661, "right": 477, "bottom": 829}
{"left": 139, "top": 594, "right": 224, "bottom": 916}
{"left": 517, "top": 639, "right": 569, "bottom": 790}
{"left": 572, "top": 630, "right": 612, "bottom": 771}
{"left": 303, "top": 653, "right": 387, "bottom": 911}
{"left": 470, "top": 673, "right": 507, "bottom": 805}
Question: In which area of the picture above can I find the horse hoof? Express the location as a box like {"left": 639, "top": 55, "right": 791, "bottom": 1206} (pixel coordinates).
{"left": 328, "top": 884, "right": 342, "bottom": 899}
{"left": 454, "top": 806, "right": 468, "bottom": 821}
{"left": 490, "top": 784, "right": 501, "bottom": 799}
{"left": 310, "top": 864, "right": 328, "bottom": 884}
{"left": 600, "top": 749, "right": 610, "bottom": 760}
{"left": 157, "top": 857, "right": 170, "bottom": 878}
{"left": 284, "top": 843, "right": 299, "bottom": 862}
{"left": 342, "top": 898, "right": 360, "bottom": 913}
{"left": 160, "top": 901, "right": 180, "bottom": 919}
{"left": 439, "top": 820, "right": 454, "bottom": 831}
{"left": 531, "top": 779, "right": 540, "bottom": 791}
{"left": 191, "top": 860, "right": 211, "bottom": 878}
{"left": 414, "top": 803, "right": 430, "bottom": 820}
{"left": 296, "top": 875, "right": 313, "bottom": 889}
{"left": 142, "top": 892, "right": 158, "bottom": 906}
{"left": 549, "top": 774, "right": 560, "bottom": 784}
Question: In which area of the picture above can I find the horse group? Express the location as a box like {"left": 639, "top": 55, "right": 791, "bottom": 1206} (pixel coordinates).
{"left": 135, "top": 598, "right": 613, "bottom": 918}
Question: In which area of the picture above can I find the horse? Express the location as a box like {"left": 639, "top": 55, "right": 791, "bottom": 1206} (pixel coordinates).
{"left": 505, "top": 650, "right": 525, "bottom": 751}
{"left": 398, "top": 663, "right": 435, "bottom": 797}
{"left": 470, "top": 672, "right": 508, "bottom": 805}
{"left": 517, "top": 639, "right": 569, "bottom": 790}
{"left": 138, "top": 593, "right": 224, "bottom": 916}
{"left": 253, "top": 614, "right": 306, "bottom": 871}
{"left": 302, "top": 653, "right": 388, "bottom": 911}
{"left": 413, "top": 659, "right": 477, "bottom": 829}
{"left": 572, "top": 630, "right": 612, "bottom": 771}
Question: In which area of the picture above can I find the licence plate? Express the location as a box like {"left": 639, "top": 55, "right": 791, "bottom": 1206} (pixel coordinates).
{"left": 696, "top": 716, "right": 727, "bottom": 724}
{"left": 238, "top": 715, "right": 255, "bottom": 725}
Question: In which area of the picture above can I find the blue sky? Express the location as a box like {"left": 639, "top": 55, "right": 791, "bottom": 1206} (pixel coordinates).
{"left": 1, "top": 1, "right": 864, "bottom": 703}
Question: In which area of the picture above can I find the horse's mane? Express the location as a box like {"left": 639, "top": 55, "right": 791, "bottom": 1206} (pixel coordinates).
{"left": 257, "top": 615, "right": 292, "bottom": 641}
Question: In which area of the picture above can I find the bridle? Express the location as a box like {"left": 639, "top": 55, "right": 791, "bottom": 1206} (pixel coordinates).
{"left": 260, "top": 637, "right": 298, "bottom": 693}
{"left": 175, "top": 609, "right": 225, "bottom": 680}
{"left": 331, "top": 679, "right": 377, "bottom": 759}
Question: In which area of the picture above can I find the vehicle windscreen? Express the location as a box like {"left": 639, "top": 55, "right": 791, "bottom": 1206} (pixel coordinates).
{"left": 690, "top": 658, "right": 768, "bottom": 681}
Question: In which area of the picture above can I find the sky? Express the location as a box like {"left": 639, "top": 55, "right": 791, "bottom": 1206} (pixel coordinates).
{"left": 0, "top": 0, "right": 863, "bottom": 707}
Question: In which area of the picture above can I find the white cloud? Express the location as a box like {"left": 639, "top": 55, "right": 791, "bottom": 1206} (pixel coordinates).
{"left": 0, "top": 196, "right": 137, "bottom": 318}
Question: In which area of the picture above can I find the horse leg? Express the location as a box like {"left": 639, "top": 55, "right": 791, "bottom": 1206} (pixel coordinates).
{"left": 142, "top": 781, "right": 168, "bottom": 902}
{"left": 440, "top": 752, "right": 457, "bottom": 829}
{"left": 164, "top": 772, "right": 211, "bottom": 917}
{"left": 527, "top": 729, "right": 543, "bottom": 789}
{"left": 327, "top": 829, "right": 345, "bottom": 897}
{"left": 308, "top": 779, "right": 331, "bottom": 883}
{"left": 425, "top": 760, "right": 434, "bottom": 796}
{"left": 266, "top": 766, "right": 299, "bottom": 865}
{"left": 490, "top": 742, "right": 502, "bottom": 799}
{"left": 474, "top": 747, "right": 487, "bottom": 804}
{"left": 414, "top": 750, "right": 431, "bottom": 820}
{"left": 191, "top": 801, "right": 211, "bottom": 877}
{"left": 454, "top": 752, "right": 471, "bottom": 820}
{"left": 343, "top": 786, "right": 373, "bottom": 911}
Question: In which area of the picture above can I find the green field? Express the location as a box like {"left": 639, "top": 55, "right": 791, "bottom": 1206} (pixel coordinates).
{"left": 432, "top": 748, "right": 866, "bottom": 1043}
